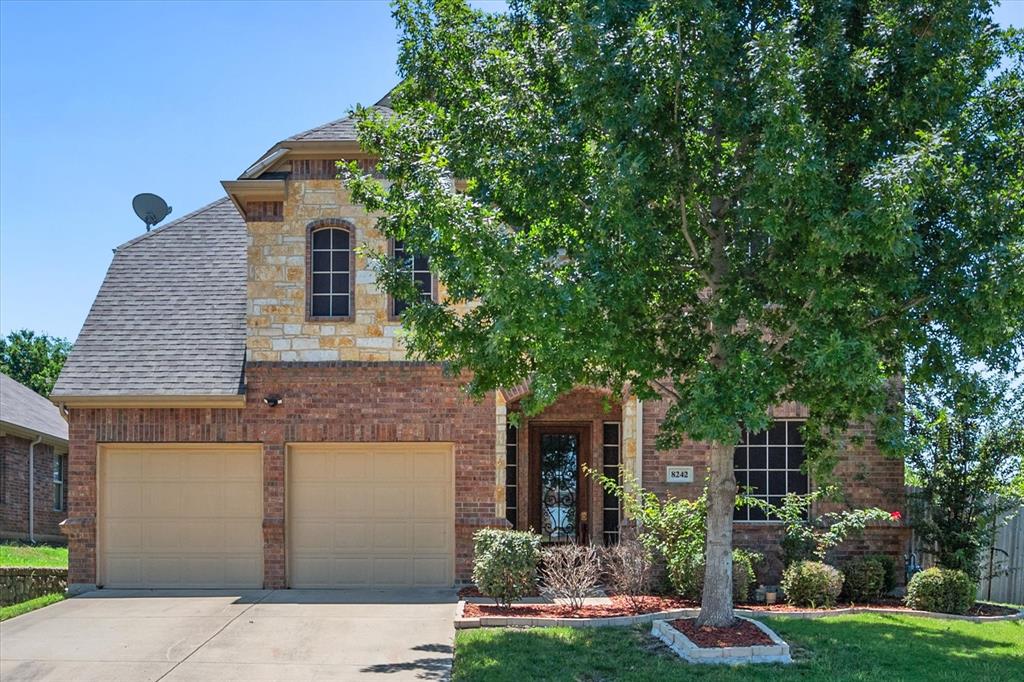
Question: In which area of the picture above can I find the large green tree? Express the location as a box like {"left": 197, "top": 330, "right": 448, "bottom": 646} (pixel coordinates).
{"left": 348, "top": 0, "right": 1023, "bottom": 625}
{"left": 0, "top": 329, "right": 72, "bottom": 397}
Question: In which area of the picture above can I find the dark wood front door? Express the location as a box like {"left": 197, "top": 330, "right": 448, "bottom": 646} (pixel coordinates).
{"left": 530, "top": 425, "right": 591, "bottom": 543}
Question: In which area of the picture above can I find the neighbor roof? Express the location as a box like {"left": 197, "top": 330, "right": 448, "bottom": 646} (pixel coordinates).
{"left": 51, "top": 198, "right": 247, "bottom": 398}
{"left": 0, "top": 374, "right": 68, "bottom": 443}
{"left": 283, "top": 105, "right": 393, "bottom": 143}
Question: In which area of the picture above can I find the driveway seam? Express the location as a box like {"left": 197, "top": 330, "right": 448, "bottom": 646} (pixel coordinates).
{"left": 153, "top": 589, "right": 275, "bottom": 681}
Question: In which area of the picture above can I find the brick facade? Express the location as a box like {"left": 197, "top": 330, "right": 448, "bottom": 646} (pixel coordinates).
{"left": 0, "top": 434, "right": 67, "bottom": 542}
{"left": 61, "top": 362, "right": 501, "bottom": 589}
{"left": 641, "top": 397, "right": 908, "bottom": 583}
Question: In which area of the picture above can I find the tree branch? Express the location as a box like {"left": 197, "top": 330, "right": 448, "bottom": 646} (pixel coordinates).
{"left": 652, "top": 378, "right": 681, "bottom": 401}
{"left": 865, "top": 295, "right": 930, "bottom": 328}
{"left": 680, "top": 194, "right": 715, "bottom": 288}
{"left": 768, "top": 291, "right": 816, "bottom": 356}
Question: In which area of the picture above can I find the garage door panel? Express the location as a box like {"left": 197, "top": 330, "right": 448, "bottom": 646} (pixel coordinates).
{"left": 100, "top": 446, "right": 262, "bottom": 588}
{"left": 289, "top": 443, "right": 453, "bottom": 588}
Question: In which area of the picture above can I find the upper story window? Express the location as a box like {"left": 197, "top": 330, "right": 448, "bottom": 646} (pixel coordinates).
{"left": 391, "top": 240, "right": 434, "bottom": 318}
{"left": 733, "top": 420, "right": 808, "bottom": 522}
{"left": 309, "top": 224, "right": 354, "bottom": 320}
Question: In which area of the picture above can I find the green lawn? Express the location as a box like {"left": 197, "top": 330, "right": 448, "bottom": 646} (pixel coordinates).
{"left": 0, "top": 592, "right": 64, "bottom": 621}
{"left": 0, "top": 543, "right": 68, "bottom": 568}
{"left": 453, "top": 614, "right": 1024, "bottom": 681}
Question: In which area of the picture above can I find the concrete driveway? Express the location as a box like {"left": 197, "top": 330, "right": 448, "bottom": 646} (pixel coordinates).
{"left": 0, "top": 588, "right": 457, "bottom": 681}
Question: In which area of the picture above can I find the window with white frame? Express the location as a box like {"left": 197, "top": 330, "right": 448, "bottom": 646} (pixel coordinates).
{"left": 391, "top": 240, "right": 433, "bottom": 317}
{"left": 310, "top": 226, "right": 352, "bottom": 318}
{"left": 733, "top": 420, "right": 808, "bottom": 522}
{"left": 53, "top": 453, "right": 67, "bottom": 512}
{"left": 602, "top": 422, "right": 621, "bottom": 545}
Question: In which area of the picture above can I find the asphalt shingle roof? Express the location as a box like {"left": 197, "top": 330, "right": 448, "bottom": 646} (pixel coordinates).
{"left": 284, "top": 106, "right": 393, "bottom": 142}
{"left": 51, "top": 198, "right": 247, "bottom": 398}
{"left": 0, "top": 374, "right": 68, "bottom": 442}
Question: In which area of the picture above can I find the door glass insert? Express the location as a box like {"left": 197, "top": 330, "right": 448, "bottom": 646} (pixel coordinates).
{"left": 539, "top": 433, "right": 578, "bottom": 543}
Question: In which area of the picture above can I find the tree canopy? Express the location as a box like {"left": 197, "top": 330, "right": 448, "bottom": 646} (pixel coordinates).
{"left": 0, "top": 329, "right": 71, "bottom": 397}
{"left": 348, "top": 0, "right": 1023, "bottom": 624}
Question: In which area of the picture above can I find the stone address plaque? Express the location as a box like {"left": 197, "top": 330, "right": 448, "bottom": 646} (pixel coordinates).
{"left": 666, "top": 465, "right": 694, "bottom": 484}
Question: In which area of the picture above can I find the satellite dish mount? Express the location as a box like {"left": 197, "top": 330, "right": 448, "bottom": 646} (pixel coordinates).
{"left": 132, "top": 193, "right": 172, "bottom": 231}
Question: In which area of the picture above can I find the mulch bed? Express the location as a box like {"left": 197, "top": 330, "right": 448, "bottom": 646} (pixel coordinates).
{"left": 463, "top": 595, "right": 690, "bottom": 619}
{"left": 669, "top": 617, "right": 774, "bottom": 648}
{"left": 967, "top": 603, "right": 1018, "bottom": 617}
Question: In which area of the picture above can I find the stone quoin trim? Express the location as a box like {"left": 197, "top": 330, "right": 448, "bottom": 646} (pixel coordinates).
{"left": 305, "top": 218, "right": 357, "bottom": 323}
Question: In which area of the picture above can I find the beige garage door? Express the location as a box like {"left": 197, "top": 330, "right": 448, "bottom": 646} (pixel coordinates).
{"left": 288, "top": 443, "right": 454, "bottom": 588}
{"left": 99, "top": 445, "right": 263, "bottom": 588}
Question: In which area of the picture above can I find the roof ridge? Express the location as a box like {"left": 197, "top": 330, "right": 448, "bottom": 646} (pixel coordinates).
{"left": 115, "top": 197, "right": 235, "bottom": 251}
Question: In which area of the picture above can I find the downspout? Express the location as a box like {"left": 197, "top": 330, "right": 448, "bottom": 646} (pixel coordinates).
{"left": 28, "top": 435, "right": 42, "bottom": 543}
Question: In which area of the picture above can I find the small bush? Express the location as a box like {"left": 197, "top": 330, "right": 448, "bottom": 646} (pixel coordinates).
{"left": 472, "top": 528, "right": 541, "bottom": 607}
{"left": 905, "top": 567, "right": 976, "bottom": 615}
{"left": 541, "top": 543, "right": 602, "bottom": 611}
{"left": 782, "top": 560, "right": 844, "bottom": 607}
{"left": 602, "top": 540, "right": 654, "bottom": 611}
{"left": 841, "top": 556, "right": 887, "bottom": 603}
{"left": 667, "top": 548, "right": 762, "bottom": 603}
{"left": 864, "top": 553, "right": 898, "bottom": 594}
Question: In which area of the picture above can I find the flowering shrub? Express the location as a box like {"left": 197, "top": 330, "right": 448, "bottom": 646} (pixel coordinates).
{"left": 905, "top": 567, "right": 976, "bottom": 615}
{"left": 472, "top": 528, "right": 541, "bottom": 607}
{"left": 781, "top": 560, "right": 844, "bottom": 607}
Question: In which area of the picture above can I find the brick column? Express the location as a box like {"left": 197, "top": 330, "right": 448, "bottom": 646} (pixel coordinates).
{"left": 62, "top": 412, "right": 97, "bottom": 593}
{"left": 262, "top": 442, "right": 286, "bottom": 588}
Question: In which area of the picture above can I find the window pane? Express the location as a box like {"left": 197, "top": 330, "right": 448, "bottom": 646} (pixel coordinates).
{"left": 332, "top": 274, "right": 349, "bottom": 294}
{"left": 735, "top": 470, "right": 748, "bottom": 489}
{"left": 603, "top": 446, "right": 619, "bottom": 466}
{"left": 414, "top": 272, "right": 432, "bottom": 295}
{"left": 603, "top": 510, "right": 619, "bottom": 531}
{"left": 506, "top": 447, "right": 517, "bottom": 465}
{"left": 733, "top": 447, "right": 746, "bottom": 469}
{"left": 506, "top": 508, "right": 517, "bottom": 527}
{"left": 749, "top": 447, "right": 767, "bottom": 469}
{"left": 768, "top": 421, "right": 787, "bottom": 444}
{"left": 332, "top": 228, "right": 349, "bottom": 250}
{"left": 789, "top": 447, "right": 805, "bottom": 469}
{"left": 313, "top": 252, "right": 330, "bottom": 271}
{"left": 749, "top": 506, "right": 767, "bottom": 522}
{"left": 312, "top": 295, "right": 331, "bottom": 317}
{"left": 53, "top": 455, "right": 61, "bottom": 480}
{"left": 413, "top": 254, "right": 429, "bottom": 271}
{"left": 313, "top": 229, "right": 331, "bottom": 249}
{"left": 332, "top": 250, "right": 349, "bottom": 272}
{"left": 331, "top": 295, "right": 349, "bottom": 317}
{"left": 788, "top": 471, "right": 809, "bottom": 495}
{"left": 312, "top": 273, "right": 331, "bottom": 295}
{"left": 769, "top": 447, "right": 786, "bottom": 470}
{"left": 748, "top": 429, "right": 767, "bottom": 445}
{"left": 734, "top": 506, "right": 747, "bottom": 521}
{"left": 603, "top": 423, "right": 620, "bottom": 444}
{"left": 748, "top": 471, "right": 766, "bottom": 495}
{"left": 393, "top": 240, "right": 405, "bottom": 257}
{"left": 506, "top": 465, "right": 516, "bottom": 483}
{"left": 393, "top": 298, "right": 408, "bottom": 317}
{"left": 787, "top": 421, "right": 804, "bottom": 445}
{"left": 54, "top": 485, "right": 61, "bottom": 511}
{"left": 768, "top": 471, "right": 786, "bottom": 495}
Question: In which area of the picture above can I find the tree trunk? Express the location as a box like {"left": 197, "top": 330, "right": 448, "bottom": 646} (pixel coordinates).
{"left": 696, "top": 440, "right": 736, "bottom": 627}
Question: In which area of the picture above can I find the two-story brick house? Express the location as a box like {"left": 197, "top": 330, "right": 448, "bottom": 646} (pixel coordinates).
{"left": 51, "top": 91, "right": 906, "bottom": 594}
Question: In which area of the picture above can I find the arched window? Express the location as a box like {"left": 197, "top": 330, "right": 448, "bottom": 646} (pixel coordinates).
{"left": 391, "top": 239, "right": 434, "bottom": 318}
{"left": 309, "top": 225, "right": 353, "bottom": 319}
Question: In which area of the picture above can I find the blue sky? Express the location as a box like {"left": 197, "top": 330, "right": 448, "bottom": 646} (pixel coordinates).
{"left": 1, "top": 0, "right": 1021, "bottom": 341}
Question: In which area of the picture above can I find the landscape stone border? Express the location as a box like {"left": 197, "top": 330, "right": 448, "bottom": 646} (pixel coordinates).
{"left": 0, "top": 567, "right": 67, "bottom": 607}
{"left": 651, "top": 617, "right": 792, "bottom": 665}
{"left": 453, "top": 600, "right": 1023, "bottom": 629}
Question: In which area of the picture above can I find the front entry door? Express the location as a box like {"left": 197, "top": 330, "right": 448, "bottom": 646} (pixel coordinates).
{"left": 530, "top": 425, "right": 590, "bottom": 543}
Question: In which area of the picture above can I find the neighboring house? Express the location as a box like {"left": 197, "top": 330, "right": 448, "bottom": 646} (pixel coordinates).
{"left": 51, "top": 90, "right": 906, "bottom": 593}
{"left": 1, "top": 374, "right": 69, "bottom": 543}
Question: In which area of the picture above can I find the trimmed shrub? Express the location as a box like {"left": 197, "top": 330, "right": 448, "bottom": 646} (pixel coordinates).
{"left": 864, "top": 553, "right": 898, "bottom": 594}
{"left": 540, "top": 543, "right": 602, "bottom": 611}
{"left": 841, "top": 556, "right": 887, "bottom": 603}
{"left": 905, "top": 567, "right": 976, "bottom": 615}
{"left": 472, "top": 528, "right": 541, "bottom": 607}
{"left": 602, "top": 540, "right": 654, "bottom": 611}
{"left": 668, "top": 548, "right": 762, "bottom": 603}
{"left": 782, "top": 560, "right": 844, "bottom": 607}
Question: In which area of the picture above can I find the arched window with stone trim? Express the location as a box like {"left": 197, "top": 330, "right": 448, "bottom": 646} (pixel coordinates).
{"left": 307, "top": 220, "right": 355, "bottom": 320}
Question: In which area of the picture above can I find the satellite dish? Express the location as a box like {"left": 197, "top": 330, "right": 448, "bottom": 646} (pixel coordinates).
{"left": 132, "top": 193, "right": 172, "bottom": 231}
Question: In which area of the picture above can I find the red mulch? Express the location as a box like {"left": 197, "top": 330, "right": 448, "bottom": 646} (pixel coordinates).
{"left": 463, "top": 595, "right": 692, "bottom": 619}
{"left": 669, "top": 618, "right": 774, "bottom": 648}
{"left": 968, "top": 603, "right": 1019, "bottom": 617}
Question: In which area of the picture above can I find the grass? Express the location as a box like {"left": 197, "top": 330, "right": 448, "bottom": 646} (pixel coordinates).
{"left": 0, "top": 593, "right": 64, "bottom": 621}
{"left": 453, "top": 613, "right": 1024, "bottom": 681}
{"left": 0, "top": 543, "right": 68, "bottom": 568}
